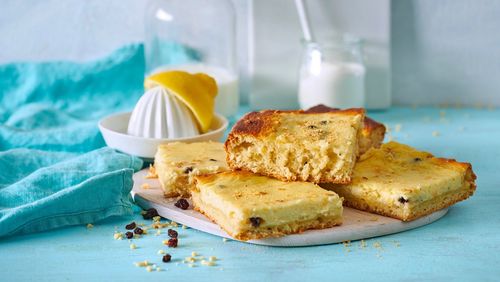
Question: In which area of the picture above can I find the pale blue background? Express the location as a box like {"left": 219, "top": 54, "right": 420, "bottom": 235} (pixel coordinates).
{"left": 1, "top": 106, "right": 499, "bottom": 281}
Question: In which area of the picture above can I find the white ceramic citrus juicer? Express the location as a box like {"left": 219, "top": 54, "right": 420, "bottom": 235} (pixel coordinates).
{"left": 98, "top": 71, "right": 229, "bottom": 160}
{"left": 127, "top": 86, "right": 200, "bottom": 139}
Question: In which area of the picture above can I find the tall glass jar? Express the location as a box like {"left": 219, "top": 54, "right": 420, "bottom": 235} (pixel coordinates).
{"left": 298, "top": 34, "right": 366, "bottom": 109}
{"left": 144, "top": 0, "right": 239, "bottom": 118}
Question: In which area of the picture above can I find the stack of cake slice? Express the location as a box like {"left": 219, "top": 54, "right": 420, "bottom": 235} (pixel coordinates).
{"left": 154, "top": 105, "right": 476, "bottom": 240}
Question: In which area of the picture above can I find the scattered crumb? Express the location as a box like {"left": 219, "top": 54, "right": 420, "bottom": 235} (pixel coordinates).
{"left": 185, "top": 257, "right": 196, "bottom": 263}
{"left": 359, "top": 240, "right": 367, "bottom": 249}
{"left": 369, "top": 217, "right": 379, "bottom": 222}
{"left": 209, "top": 256, "right": 217, "bottom": 262}
{"left": 135, "top": 260, "right": 149, "bottom": 267}
{"left": 182, "top": 225, "right": 188, "bottom": 229}
{"left": 145, "top": 164, "right": 158, "bottom": 179}
{"left": 146, "top": 266, "right": 153, "bottom": 272}
{"left": 373, "top": 242, "right": 383, "bottom": 250}
{"left": 342, "top": 240, "right": 352, "bottom": 247}
{"left": 201, "top": 260, "right": 216, "bottom": 266}
{"left": 113, "top": 232, "right": 123, "bottom": 240}
{"left": 191, "top": 252, "right": 198, "bottom": 257}
{"left": 151, "top": 222, "right": 162, "bottom": 229}
{"left": 156, "top": 267, "right": 162, "bottom": 272}
{"left": 393, "top": 241, "right": 401, "bottom": 247}
{"left": 158, "top": 250, "right": 166, "bottom": 255}
{"left": 432, "top": 131, "right": 440, "bottom": 137}
{"left": 141, "top": 183, "right": 151, "bottom": 189}
{"left": 394, "top": 124, "right": 402, "bottom": 132}
{"left": 86, "top": 223, "right": 94, "bottom": 229}
{"left": 156, "top": 230, "right": 161, "bottom": 236}
{"left": 130, "top": 243, "right": 137, "bottom": 250}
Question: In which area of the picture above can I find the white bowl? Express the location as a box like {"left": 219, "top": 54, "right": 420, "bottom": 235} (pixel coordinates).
{"left": 98, "top": 112, "right": 228, "bottom": 160}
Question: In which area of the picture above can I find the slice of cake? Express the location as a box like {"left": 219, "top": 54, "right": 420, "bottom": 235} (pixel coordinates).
{"left": 321, "top": 142, "right": 477, "bottom": 221}
{"left": 306, "top": 104, "right": 386, "bottom": 155}
{"left": 225, "top": 108, "right": 365, "bottom": 183}
{"left": 154, "top": 142, "right": 228, "bottom": 197}
{"left": 191, "top": 171, "right": 343, "bottom": 240}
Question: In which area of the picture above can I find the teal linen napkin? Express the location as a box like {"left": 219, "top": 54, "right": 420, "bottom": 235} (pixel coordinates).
{"left": 0, "top": 148, "right": 142, "bottom": 237}
{"left": 0, "top": 44, "right": 153, "bottom": 237}
{"left": 0, "top": 44, "right": 145, "bottom": 152}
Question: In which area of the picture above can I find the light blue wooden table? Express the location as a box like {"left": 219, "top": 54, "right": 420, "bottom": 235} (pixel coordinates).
{"left": 1, "top": 107, "right": 499, "bottom": 281}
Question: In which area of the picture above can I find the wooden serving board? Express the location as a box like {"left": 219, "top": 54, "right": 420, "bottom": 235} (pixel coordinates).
{"left": 132, "top": 169, "right": 448, "bottom": 247}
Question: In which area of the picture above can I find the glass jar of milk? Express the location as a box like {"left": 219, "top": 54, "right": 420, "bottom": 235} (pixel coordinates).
{"left": 144, "top": 0, "right": 239, "bottom": 118}
{"left": 298, "top": 35, "right": 365, "bottom": 109}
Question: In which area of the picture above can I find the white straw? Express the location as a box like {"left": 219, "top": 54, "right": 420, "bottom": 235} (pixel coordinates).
{"left": 294, "top": 0, "right": 315, "bottom": 42}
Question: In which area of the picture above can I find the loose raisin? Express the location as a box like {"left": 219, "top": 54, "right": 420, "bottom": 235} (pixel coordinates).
{"left": 125, "top": 222, "right": 136, "bottom": 230}
{"left": 142, "top": 208, "right": 159, "bottom": 220}
{"left": 414, "top": 158, "right": 422, "bottom": 162}
{"left": 184, "top": 167, "right": 194, "bottom": 174}
{"left": 168, "top": 229, "right": 178, "bottom": 238}
{"left": 125, "top": 231, "right": 134, "bottom": 239}
{"left": 174, "top": 198, "right": 189, "bottom": 210}
{"left": 168, "top": 238, "right": 178, "bottom": 248}
{"left": 209, "top": 158, "right": 217, "bottom": 162}
{"left": 134, "top": 227, "right": 144, "bottom": 235}
{"left": 162, "top": 254, "right": 172, "bottom": 262}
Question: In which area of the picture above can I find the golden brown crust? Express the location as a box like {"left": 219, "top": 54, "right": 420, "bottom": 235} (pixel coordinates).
{"left": 336, "top": 160, "right": 476, "bottom": 221}
{"left": 322, "top": 142, "right": 477, "bottom": 221}
{"left": 227, "top": 107, "right": 365, "bottom": 139}
{"left": 306, "top": 105, "right": 386, "bottom": 154}
{"left": 194, "top": 206, "right": 342, "bottom": 241}
{"left": 342, "top": 179, "right": 475, "bottom": 221}
{"left": 305, "top": 104, "right": 384, "bottom": 132}
{"left": 225, "top": 107, "right": 366, "bottom": 183}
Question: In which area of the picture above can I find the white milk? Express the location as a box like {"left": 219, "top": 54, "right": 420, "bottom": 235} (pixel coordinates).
{"left": 299, "top": 62, "right": 365, "bottom": 109}
{"left": 152, "top": 64, "right": 239, "bottom": 118}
